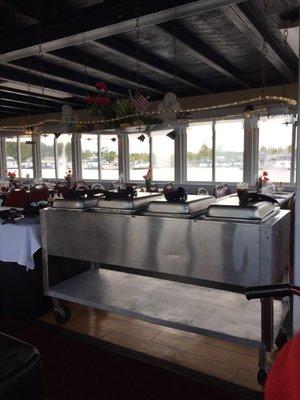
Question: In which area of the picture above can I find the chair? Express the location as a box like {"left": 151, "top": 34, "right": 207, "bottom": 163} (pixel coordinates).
{"left": 5, "top": 188, "right": 28, "bottom": 208}
{"left": 53, "top": 182, "right": 70, "bottom": 197}
{"left": 29, "top": 184, "right": 49, "bottom": 203}
{"left": 73, "top": 181, "right": 89, "bottom": 191}
{"left": 0, "top": 332, "right": 43, "bottom": 400}
{"left": 214, "top": 184, "right": 231, "bottom": 199}
{"left": 197, "top": 187, "right": 208, "bottom": 195}
{"left": 91, "top": 183, "right": 105, "bottom": 191}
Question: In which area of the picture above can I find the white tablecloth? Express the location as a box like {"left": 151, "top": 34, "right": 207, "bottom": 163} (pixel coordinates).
{"left": 0, "top": 215, "right": 41, "bottom": 269}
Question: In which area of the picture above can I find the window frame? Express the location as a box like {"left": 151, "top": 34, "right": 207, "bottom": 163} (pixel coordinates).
{"left": 3, "top": 135, "right": 35, "bottom": 179}
{"left": 184, "top": 117, "right": 245, "bottom": 185}
{"left": 0, "top": 112, "right": 297, "bottom": 187}
{"left": 80, "top": 132, "right": 120, "bottom": 181}
{"left": 257, "top": 114, "right": 297, "bottom": 186}
{"left": 126, "top": 130, "right": 176, "bottom": 183}
{"left": 39, "top": 133, "right": 72, "bottom": 180}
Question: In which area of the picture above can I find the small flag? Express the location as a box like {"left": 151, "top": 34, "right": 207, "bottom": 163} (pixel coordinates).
{"left": 133, "top": 94, "right": 150, "bottom": 113}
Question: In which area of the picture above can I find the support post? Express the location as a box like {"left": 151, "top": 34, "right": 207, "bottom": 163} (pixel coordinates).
{"left": 243, "top": 116, "right": 258, "bottom": 185}
{"left": 293, "top": 31, "right": 300, "bottom": 332}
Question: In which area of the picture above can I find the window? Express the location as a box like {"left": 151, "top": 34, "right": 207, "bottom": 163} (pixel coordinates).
{"left": 5, "top": 136, "right": 34, "bottom": 179}
{"left": 81, "top": 134, "right": 118, "bottom": 180}
{"left": 258, "top": 115, "right": 294, "bottom": 183}
{"left": 56, "top": 134, "right": 72, "bottom": 179}
{"left": 186, "top": 119, "right": 244, "bottom": 183}
{"left": 81, "top": 134, "right": 98, "bottom": 180}
{"left": 129, "top": 133, "right": 150, "bottom": 181}
{"left": 215, "top": 119, "right": 244, "bottom": 182}
{"left": 100, "top": 135, "right": 119, "bottom": 180}
{"left": 186, "top": 122, "right": 213, "bottom": 182}
{"left": 40, "top": 134, "right": 72, "bottom": 179}
{"left": 19, "top": 136, "right": 33, "bottom": 178}
{"left": 5, "top": 137, "right": 19, "bottom": 178}
{"left": 128, "top": 131, "right": 175, "bottom": 181}
{"left": 40, "top": 135, "right": 55, "bottom": 179}
{"left": 152, "top": 131, "right": 175, "bottom": 181}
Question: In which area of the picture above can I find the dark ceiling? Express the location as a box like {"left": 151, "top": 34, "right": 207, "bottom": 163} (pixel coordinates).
{"left": 0, "top": 0, "right": 298, "bottom": 119}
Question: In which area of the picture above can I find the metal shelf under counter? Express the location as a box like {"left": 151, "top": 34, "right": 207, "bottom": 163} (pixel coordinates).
{"left": 46, "top": 268, "right": 287, "bottom": 348}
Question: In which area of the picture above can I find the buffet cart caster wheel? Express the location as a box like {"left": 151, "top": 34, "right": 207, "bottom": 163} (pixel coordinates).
{"left": 257, "top": 369, "right": 268, "bottom": 386}
{"left": 54, "top": 306, "right": 71, "bottom": 324}
{"left": 275, "top": 331, "right": 288, "bottom": 350}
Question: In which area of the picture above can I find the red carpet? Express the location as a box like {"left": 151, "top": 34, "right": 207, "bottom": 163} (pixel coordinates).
{"left": 0, "top": 316, "right": 250, "bottom": 400}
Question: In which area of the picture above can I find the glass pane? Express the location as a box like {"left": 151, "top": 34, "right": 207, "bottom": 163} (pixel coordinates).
{"left": 152, "top": 131, "right": 175, "bottom": 181}
{"left": 187, "top": 122, "right": 213, "bottom": 182}
{"left": 20, "top": 136, "right": 34, "bottom": 178}
{"left": 129, "top": 134, "right": 150, "bottom": 181}
{"left": 41, "top": 135, "right": 55, "bottom": 179}
{"left": 5, "top": 137, "right": 19, "bottom": 178}
{"left": 259, "top": 116, "right": 293, "bottom": 183}
{"left": 215, "top": 119, "right": 244, "bottom": 182}
{"left": 99, "top": 135, "right": 119, "bottom": 180}
{"left": 81, "top": 134, "right": 99, "bottom": 180}
{"left": 57, "top": 134, "right": 72, "bottom": 179}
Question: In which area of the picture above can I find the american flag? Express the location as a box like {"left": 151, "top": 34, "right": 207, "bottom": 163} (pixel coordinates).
{"left": 132, "top": 94, "right": 150, "bottom": 113}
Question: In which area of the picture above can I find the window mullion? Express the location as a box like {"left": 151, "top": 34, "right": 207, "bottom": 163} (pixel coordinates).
{"left": 0, "top": 136, "right": 6, "bottom": 180}
{"left": 98, "top": 135, "right": 101, "bottom": 180}
{"left": 54, "top": 137, "right": 58, "bottom": 180}
{"left": 291, "top": 116, "right": 297, "bottom": 184}
{"left": 212, "top": 120, "right": 216, "bottom": 183}
{"left": 176, "top": 125, "right": 186, "bottom": 184}
{"left": 33, "top": 134, "right": 41, "bottom": 178}
{"left": 119, "top": 133, "right": 128, "bottom": 181}
{"left": 17, "top": 136, "right": 21, "bottom": 178}
{"left": 149, "top": 134, "right": 152, "bottom": 170}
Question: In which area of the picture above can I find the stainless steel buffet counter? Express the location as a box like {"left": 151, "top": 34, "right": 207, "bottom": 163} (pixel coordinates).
{"left": 40, "top": 193, "right": 291, "bottom": 385}
{"left": 41, "top": 199, "right": 290, "bottom": 290}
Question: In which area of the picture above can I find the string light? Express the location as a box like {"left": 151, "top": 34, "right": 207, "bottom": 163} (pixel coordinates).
{"left": 0, "top": 95, "right": 296, "bottom": 133}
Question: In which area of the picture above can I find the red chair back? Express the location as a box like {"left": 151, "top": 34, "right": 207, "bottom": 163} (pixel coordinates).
{"left": 5, "top": 188, "right": 28, "bottom": 207}
{"left": 29, "top": 184, "right": 49, "bottom": 203}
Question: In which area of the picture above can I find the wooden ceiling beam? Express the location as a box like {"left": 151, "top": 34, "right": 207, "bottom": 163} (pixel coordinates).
{"left": 157, "top": 21, "right": 251, "bottom": 89}
{"left": 222, "top": 3, "right": 298, "bottom": 83}
{"left": 11, "top": 56, "right": 127, "bottom": 97}
{"left": 0, "top": 86, "right": 82, "bottom": 107}
{"left": 0, "top": 64, "right": 88, "bottom": 99}
{"left": 49, "top": 49, "right": 165, "bottom": 95}
{"left": 92, "top": 38, "right": 212, "bottom": 93}
{"left": 0, "top": 101, "right": 46, "bottom": 113}
{"left": 0, "top": 91, "right": 60, "bottom": 110}
{"left": 0, "top": 0, "right": 244, "bottom": 62}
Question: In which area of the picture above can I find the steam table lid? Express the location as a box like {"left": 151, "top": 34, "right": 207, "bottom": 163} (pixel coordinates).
{"left": 145, "top": 195, "right": 215, "bottom": 215}
{"left": 97, "top": 192, "right": 163, "bottom": 210}
{"left": 207, "top": 196, "right": 278, "bottom": 220}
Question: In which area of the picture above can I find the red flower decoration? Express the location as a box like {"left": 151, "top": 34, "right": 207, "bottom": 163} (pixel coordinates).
{"left": 7, "top": 171, "right": 16, "bottom": 179}
{"left": 85, "top": 95, "right": 94, "bottom": 104}
{"left": 94, "top": 96, "right": 111, "bottom": 106}
{"left": 95, "top": 82, "right": 107, "bottom": 92}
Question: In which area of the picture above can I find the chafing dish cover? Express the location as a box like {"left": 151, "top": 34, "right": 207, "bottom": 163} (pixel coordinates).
{"left": 144, "top": 195, "right": 215, "bottom": 217}
{"left": 207, "top": 196, "right": 278, "bottom": 220}
{"left": 97, "top": 192, "right": 163, "bottom": 210}
{"left": 53, "top": 197, "right": 99, "bottom": 209}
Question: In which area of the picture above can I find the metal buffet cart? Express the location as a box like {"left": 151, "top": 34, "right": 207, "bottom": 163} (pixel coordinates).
{"left": 40, "top": 191, "right": 291, "bottom": 385}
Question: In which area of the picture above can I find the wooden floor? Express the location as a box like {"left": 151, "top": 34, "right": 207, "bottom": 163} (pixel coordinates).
{"left": 40, "top": 303, "right": 268, "bottom": 391}
{"left": 40, "top": 301, "right": 264, "bottom": 394}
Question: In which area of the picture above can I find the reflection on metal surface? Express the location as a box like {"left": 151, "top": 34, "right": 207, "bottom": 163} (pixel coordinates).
{"left": 41, "top": 207, "right": 290, "bottom": 290}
